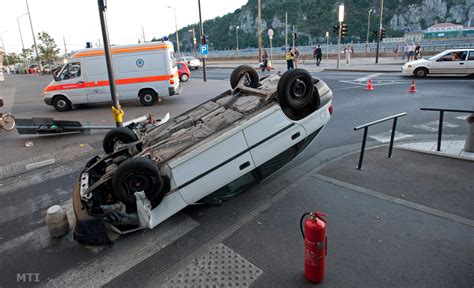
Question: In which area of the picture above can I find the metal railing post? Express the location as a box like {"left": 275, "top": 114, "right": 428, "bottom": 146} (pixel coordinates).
{"left": 357, "top": 127, "right": 369, "bottom": 170}
{"left": 437, "top": 111, "right": 444, "bottom": 151}
{"left": 388, "top": 117, "right": 398, "bottom": 158}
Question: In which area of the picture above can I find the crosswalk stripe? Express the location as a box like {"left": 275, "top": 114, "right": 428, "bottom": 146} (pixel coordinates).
{"left": 354, "top": 73, "right": 385, "bottom": 82}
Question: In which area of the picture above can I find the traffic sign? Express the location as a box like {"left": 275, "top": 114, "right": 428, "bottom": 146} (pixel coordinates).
{"left": 267, "top": 29, "right": 274, "bottom": 39}
{"left": 200, "top": 44, "right": 209, "bottom": 56}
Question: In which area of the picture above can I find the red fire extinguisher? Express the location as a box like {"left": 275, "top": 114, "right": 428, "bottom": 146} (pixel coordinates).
{"left": 300, "top": 212, "right": 327, "bottom": 283}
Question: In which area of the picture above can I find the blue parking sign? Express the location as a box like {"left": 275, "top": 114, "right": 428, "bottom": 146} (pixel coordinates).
{"left": 200, "top": 44, "right": 209, "bottom": 56}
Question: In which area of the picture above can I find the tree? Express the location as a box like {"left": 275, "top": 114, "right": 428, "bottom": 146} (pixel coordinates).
{"left": 3, "top": 53, "right": 20, "bottom": 66}
{"left": 37, "top": 31, "right": 60, "bottom": 64}
{"left": 20, "top": 48, "right": 33, "bottom": 60}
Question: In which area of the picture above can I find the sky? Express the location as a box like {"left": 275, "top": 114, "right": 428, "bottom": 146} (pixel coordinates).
{"left": 0, "top": 0, "right": 247, "bottom": 55}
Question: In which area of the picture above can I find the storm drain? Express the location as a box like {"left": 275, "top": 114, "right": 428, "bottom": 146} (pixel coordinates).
{"left": 164, "top": 243, "right": 263, "bottom": 287}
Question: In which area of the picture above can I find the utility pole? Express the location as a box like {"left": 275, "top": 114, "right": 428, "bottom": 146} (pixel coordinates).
{"left": 292, "top": 25, "right": 295, "bottom": 51}
{"left": 366, "top": 9, "right": 373, "bottom": 54}
{"left": 0, "top": 33, "right": 10, "bottom": 67}
{"left": 26, "top": 0, "right": 41, "bottom": 70}
{"left": 285, "top": 13, "right": 288, "bottom": 51}
{"left": 168, "top": 6, "right": 181, "bottom": 58}
{"left": 142, "top": 26, "right": 146, "bottom": 43}
{"left": 326, "top": 31, "right": 329, "bottom": 61}
{"left": 337, "top": 3, "right": 344, "bottom": 69}
{"left": 189, "top": 28, "right": 197, "bottom": 57}
{"left": 198, "top": 0, "right": 206, "bottom": 82}
{"left": 98, "top": 0, "right": 123, "bottom": 127}
{"left": 257, "top": 0, "right": 262, "bottom": 62}
{"left": 236, "top": 26, "right": 240, "bottom": 58}
{"left": 63, "top": 36, "right": 68, "bottom": 59}
{"left": 17, "top": 14, "right": 29, "bottom": 72}
{"left": 375, "top": 0, "right": 384, "bottom": 64}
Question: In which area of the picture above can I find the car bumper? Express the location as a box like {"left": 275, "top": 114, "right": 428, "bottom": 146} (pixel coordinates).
{"left": 401, "top": 67, "right": 414, "bottom": 75}
{"left": 43, "top": 94, "right": 53, "bottom": 105}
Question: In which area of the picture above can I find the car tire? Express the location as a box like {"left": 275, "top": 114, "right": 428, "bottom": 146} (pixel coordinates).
{"left": 277, "top": 69, "right": 314, "bottom": 110}
{"left": 230, "top": 65, "right": 259, "bottom": 89}
{"left": 103, "top": 127, "right": 139, "bottom": 154}
{"left": 112, "top": 158, "right": 165, "bottom": 210}
{"left": 180, "top": 73, "right": 189, "bottom": 82}
{"left": 414, "top": 68, "right": 428, "bottom": 78}
{"left": 139, "top": 89, "right": 158, "bottom": 106}
{"left": 53, "top": 95, "right": 72, "bottom": 112}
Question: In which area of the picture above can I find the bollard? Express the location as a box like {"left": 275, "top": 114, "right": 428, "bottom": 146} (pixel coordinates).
{"left": 45, "top": 205, "right": 69, "bottom": 238}
{"left": 464, "top": 113, "right": 474, "bottom": 152}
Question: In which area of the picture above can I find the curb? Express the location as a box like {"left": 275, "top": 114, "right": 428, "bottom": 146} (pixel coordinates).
{"left": 323, "top": 68, "right": 401, "bottom": 73}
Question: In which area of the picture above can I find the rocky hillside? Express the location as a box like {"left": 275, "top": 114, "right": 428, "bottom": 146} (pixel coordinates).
{"left": 168, "top": 0, "right": 474, "bottom": 51}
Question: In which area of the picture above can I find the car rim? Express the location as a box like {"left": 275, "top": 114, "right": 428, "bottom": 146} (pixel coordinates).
{"left": 57, "top": 99, "right": 66, "bottom": 108}
{"left": 291, "top": 79, "right": 307, "bottom": 99}
{"left": 2, "top": 114, "right": 15, "bottom": 131}
{"left": 243, "top": 73, "right": 252, "bottom": 87}
{"left": 182, "top": 75, "right": 188, "bottom": 81}
{"left": 144, "top": 94, "right": 153, "bottom": 103}
{"left": 122, "top": 171, "right": 152, "bottom": 199}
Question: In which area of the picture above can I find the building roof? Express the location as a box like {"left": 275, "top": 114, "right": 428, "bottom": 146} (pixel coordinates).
{"left": 428, "top": 22, "right": 462, "bottom": 29}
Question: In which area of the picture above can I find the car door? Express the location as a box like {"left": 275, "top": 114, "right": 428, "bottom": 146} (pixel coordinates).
{"left": 85, "top": 57, "right": 111, "bottom": 103}
{"left": 431, "top": 51, "right": 468, "bottom": 74}
{"left": 56, "top": 61, "right": 87, "bottom": 104}
{"left": 172, "top": 131, "right": 255, "bottom": 204}
{"left": 466, "top": 51, "right": 474, "bottom": 74}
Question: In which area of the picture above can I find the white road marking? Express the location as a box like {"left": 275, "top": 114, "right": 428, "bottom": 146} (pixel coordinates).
{"left": 413, "top": 121, "right": 459, "bottom": 132}
{"left": 369, "top": 131, "right": 413, "bottom": 143}
{"left": 44, "top": 213, "right": 199, "bottom": 288}
{"left": 354, "top": 73, "right": 385, "bottom": 82}
{"left": 339, "top": 80, "right": 410, "bottom": 86}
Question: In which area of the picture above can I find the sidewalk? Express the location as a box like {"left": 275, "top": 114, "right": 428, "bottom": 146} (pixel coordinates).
{"left": 151, "top": 141, "right": 474, "bottom": 287}
{"left": 206, "top": 57, "right": 406, "bottom": 73}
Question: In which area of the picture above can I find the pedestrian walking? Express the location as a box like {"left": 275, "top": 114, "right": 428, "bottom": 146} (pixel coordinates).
{"left": 414, "top": 43, "right": 422, "bottom": 60}
{"left": 294, "top": 48, "right": 300, "bottom": 68}
{"left": 315, "top": 45, "right": 322, "bottom": 66}
{"left": 343, "top": 45, "right": 353, "bottom": 65}
{"left": 261, "top": 49, "right": 270, "bottom": 72}
{"left": 393, "top": 44, "right": 399, "bottom": 59}
{"left": 285, "top": 48, "right": 294, "bottom": 70}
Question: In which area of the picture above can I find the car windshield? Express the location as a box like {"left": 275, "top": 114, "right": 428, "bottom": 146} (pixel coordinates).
{"left": 429, "top": 51, "right": 448, "bottom": 61}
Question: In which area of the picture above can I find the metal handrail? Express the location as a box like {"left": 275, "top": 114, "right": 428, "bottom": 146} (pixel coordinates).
{"left": 420, "top": 108, "right": 474, "bottom": 152}
{"left": 354, "top": 112, "right": 407, "bottom": 170}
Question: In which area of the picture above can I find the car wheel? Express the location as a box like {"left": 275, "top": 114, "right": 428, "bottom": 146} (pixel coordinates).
{"left": 1, "top": 114, "right": 15, "bottom": 131}
{"left": 139, "top": 89, "right": 158, "bottom": 106}
{"left": 414, "top": 68, "right": 428, "bottom": 78}
{"left": 53, "top": 96, "right": 72, "bottom": 112}
{"left": 230, "top": 65, "right": 259, "bottom": 89}
{"left": 112, "top": 158, "right": 165, "bottom": 210}
{"left": 180, "top": 73, "right": 189, "bottom": 82}
{"left": 277, "top": 69, "right": 314, "bottom": 110}
{"left": 103, "top": 127, "right": 139, "bottom": 154}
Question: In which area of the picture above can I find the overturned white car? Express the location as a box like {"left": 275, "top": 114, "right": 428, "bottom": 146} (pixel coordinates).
{"left": 73, "top": 66, "right": 333, "bottom": 245}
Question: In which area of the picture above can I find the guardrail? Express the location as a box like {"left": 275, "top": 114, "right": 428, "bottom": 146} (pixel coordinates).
{"left": 420, "top": 108, "right": 474, "bottom": 152}
{"left": 354, "top": 112, "right": 407, "bottom": 170}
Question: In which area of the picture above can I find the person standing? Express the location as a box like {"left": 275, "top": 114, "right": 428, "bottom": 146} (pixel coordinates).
{"left": 315, "top": 45, "right": 322, "bottom": 66}
{"left": 261, "top": 49, "right": 269, "bottom": 72}
{"left": 393, "top": 44, "right": 400, "bottom": 59}
{"left": 344, "top": 45, "right": 353, "bottom": 65}
{"left": 407, "top": 43, "right": 415, "bottom": 61}
{"left": 414, "top": 43, "right": 421, "bottom": 60}
{"left": 285, "top": 48, "right": 294, "bottom": 70}
{"left": 294, "top": 48, "right": 300, "bottom": 68}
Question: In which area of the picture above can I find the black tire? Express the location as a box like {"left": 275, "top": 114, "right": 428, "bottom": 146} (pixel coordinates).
{"left": 230, "top": 65, "right": 259, "bottom": 89}
{"left": 180, "top": 73, "right": 189, "bottom": 82}
{"left": 414, "top": 68, "right": 428, "bottom": 78}
{"left": 53, "top": 95, "right": 72, "bottom": 112}
{"left": 139, "top": 89, "right": 158, "bottom": 106}
{"left": 112, "top": 158, "right": 164, "bottom": 209}
{"left": 103, "top": 127, "right": 138, "bottom": 154}
{"left": 277, "top": 69, "right": 314, "bottom": 110}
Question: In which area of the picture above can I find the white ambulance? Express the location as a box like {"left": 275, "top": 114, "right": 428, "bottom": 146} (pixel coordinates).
{"left": 43, "top": 41, "right": 180, "bottom": 112}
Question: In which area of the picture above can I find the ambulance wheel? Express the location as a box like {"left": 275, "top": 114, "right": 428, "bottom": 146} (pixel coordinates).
{"left": 53, "top": 95, "right": 72, "bottom": 112}
{"left": 139, "top": 89, "right": 157, "bottom": 106}
{"left": 103, "top": 127, "right": 139, "bottom": 154}
{"left": 180, "top": 73, "right": 189, "bottom": 82}
{"left": 230, "top": 65, "right": 259, "bottom": 89}
{"left": 112, "top": 157, "right": 165, "bottom": 210}
{"left": 277, "top": 69, "right": 314, "bottom": 110}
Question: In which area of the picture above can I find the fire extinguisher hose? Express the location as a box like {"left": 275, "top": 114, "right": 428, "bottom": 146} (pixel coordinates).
{"left": 300, "top": 212, "right": 311, "bottom": 239}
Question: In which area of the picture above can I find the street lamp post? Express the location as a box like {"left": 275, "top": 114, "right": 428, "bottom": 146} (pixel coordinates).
{"left": 168, "top": 6, "right": 181, "bottom": 58}
{"left": 337, "top": 3, "right": 345, "bottom": 69}
{"left": 98, "top": 0, "right": 123, "bottom": 127}
{"left": 236, "top": 26, "right": 239, "bottom": 58}
{"left": 257, "top": 0, "right": 262, "bottom": 62}
{"left": 26, "top": 0, "right": 41, "bottom": 70}
{"left": 375, "top": 0, "right": 384, "bottom": 64}
{"left": 326, "top": 31, "right": 329, "bottom": 61}
{"left": 268, "top": 28, "right": 274, "bottom": 63}
{"left": 197, "top": 0, "right": 207, "bottom": 82}
{"left": 366, "top": 9, "right": 373, "bottom": 54}
{"left": 189, "top": 28, "right": 197, "bottom": 58}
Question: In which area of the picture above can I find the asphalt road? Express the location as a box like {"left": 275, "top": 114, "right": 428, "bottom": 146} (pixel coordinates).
{"left": 0, "top": 69, "right": 472, "bottom": 287}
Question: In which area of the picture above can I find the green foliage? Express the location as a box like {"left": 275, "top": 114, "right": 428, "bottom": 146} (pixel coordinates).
{"left": 37, "top": 31, "right": 60, "bottom": 64}
{"left": 3, "top": 53, "right": 20, "bottom": 66}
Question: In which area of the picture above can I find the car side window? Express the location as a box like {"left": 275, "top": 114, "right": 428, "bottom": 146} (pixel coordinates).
{"left": 468, "top": 52, "right": 474, "bottom": 61}
{"left": 177, "top": 63, "right": 182, "bottom": 69}
{"left": 60, "top": 62, "right": 81, "bottom": 81}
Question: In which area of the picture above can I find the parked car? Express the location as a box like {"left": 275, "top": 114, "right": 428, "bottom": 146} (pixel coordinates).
{"left": 177, "top": 61, "right": 191, "bottom": 82}
{"left": 402, "top": 48, "right": 474, "bottom": 77}
{"left": 177, "top": 56, "right": 201, "bottom": 69}
{"left": 72, "top": 66, "right": 334, "bottom": 245}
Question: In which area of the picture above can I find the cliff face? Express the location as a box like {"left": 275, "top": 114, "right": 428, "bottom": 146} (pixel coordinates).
{"left": 171, "top": 0, "right": 474, "bottom": 51}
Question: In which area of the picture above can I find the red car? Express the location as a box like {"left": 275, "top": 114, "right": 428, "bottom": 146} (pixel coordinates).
{"left": 177, "top": 61, "right": 191, "bottom": 82}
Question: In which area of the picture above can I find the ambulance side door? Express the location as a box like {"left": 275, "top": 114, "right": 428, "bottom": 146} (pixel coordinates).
{"left": 85, "top": 57, "right": 111, "bottom": 103}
